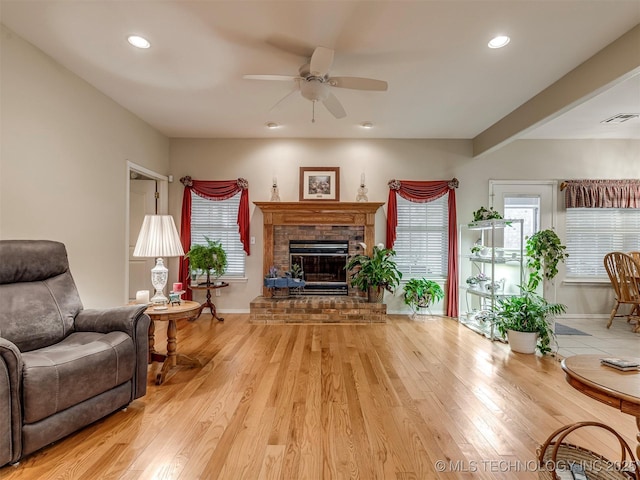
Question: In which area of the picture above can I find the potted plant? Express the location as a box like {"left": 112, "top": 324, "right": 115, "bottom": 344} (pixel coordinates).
{"left": 346, "top": 243, "right": 402, "bottom": 303}
{"left": 472, "top": 206, "right": 503, "bottom": 222}
{"left": 185, "top": 237, "right": 227, "bottom": 286}
{"left": 290, "top": 263, "right": 304, "bottom": 281}
{"left": 494, "top": 289, "right": 567, "bottom": 355}
{"left": 402, "top": 278, "right": 444, "bottom": 315}
{"left": 525, "top": 229, "right": 569, "bottom": 290}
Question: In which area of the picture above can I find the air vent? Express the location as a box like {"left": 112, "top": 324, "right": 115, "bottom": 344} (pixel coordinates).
{"left": 600, "top": 113, "right": 639, "bottom": 124}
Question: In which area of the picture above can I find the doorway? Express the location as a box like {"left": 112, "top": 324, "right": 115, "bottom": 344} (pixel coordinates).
{"left": 126, "top": 162, "right": 169, "bottom": 302}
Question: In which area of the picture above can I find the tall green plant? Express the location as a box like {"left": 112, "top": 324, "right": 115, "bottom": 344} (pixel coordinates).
{"left": 525, "top": 229, "right": 569, "bottom": 290}
{"left": 346, "top": 244, "right": 402, "bottom": 293}
{"left": 495, "top": 289, "right": 567, "bottom": 355}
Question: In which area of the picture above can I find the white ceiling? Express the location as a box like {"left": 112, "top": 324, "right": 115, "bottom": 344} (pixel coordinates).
{"left": 1, "top": 0, "right": 639, "bottom": 142}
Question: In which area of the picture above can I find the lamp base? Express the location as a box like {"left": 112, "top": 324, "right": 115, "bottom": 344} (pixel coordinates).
{"left": 150, "top": 257, "right": 169, "bottom": 305}
{"left": 151, "top": 290, "right": 168, "bottom": 305}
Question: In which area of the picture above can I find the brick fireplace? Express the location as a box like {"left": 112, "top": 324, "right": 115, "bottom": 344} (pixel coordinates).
{"left": 251, "top": 202, "right": 386, "bottom": 323}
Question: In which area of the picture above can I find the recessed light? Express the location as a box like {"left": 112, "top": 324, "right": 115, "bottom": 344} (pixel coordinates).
{"left": 266, "top": 122, "right": 279, "bottom": 129}
{"left": 488, "top": 35, "right": 510, "bottom": 49}
{"left": 127, "top": 35, "right": 150, "bottom": 49}
{"left": 361, "top": 122, "right": 373, "bottom": 129}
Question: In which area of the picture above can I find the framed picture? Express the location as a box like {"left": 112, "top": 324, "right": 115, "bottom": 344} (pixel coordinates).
{"left": 299, "top": 167, "right": 340, "bottom": 201}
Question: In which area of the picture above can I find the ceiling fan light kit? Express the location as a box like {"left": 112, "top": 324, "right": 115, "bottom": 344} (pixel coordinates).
{"left": 244, "top": 45, "right": 388, "bottom": 123}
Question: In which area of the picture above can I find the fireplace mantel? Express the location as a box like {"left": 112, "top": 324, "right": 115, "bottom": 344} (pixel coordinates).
{"left": 254, "top": 202, "right": 384, "bottom": 292}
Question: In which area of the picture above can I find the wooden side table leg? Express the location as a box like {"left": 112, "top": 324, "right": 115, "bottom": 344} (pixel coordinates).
{"left": 156, "top": 319, "right": 177, "bottom": 385}
{"left": 210, "top": 302, "right": 224, "bottom": 322}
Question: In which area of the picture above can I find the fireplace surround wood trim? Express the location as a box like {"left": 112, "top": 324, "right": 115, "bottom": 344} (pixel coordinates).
{"left": 254, "top": 202, "right": 384, "bottom": 295}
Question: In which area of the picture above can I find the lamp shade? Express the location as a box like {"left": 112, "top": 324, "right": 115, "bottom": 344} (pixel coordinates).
{"left": 133, "top": 215, "right": 184, "bottom": 258}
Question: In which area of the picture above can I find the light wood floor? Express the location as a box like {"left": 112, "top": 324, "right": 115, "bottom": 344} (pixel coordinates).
{"left": 2, "top": 314, "right": 637, "bottom": 479}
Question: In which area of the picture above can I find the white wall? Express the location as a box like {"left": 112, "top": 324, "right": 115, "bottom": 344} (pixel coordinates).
{"left": 0, "top": 25, "right": 170, "bottom": 308}
{"left": 169, "top": 137, "right": 640, "bottom": 316}
{"left": 3, "top": 24, "right": 638, "bottom": 315}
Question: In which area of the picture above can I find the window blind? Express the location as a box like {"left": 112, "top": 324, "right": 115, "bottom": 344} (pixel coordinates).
{"left": 566, "top": 208, "right": 640, "bottom": 277}
{"left": 394, "top": 195, "right": 448, "bottom": 279}
{"left": 190, "top": 191, "right": 246, "bottom": 277}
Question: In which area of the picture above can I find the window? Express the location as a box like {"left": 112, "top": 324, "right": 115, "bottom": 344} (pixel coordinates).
{"left": 503, "top": 196, "right": 540, "bottom": 250}
{"left": 190, "top": 191, "right": 246, "bottom": 277}
{"left": 394, "top": 195, "right": 448, "bottom": 279}
{"left": 566, "top": 208, "right": 640, "bottom": 278}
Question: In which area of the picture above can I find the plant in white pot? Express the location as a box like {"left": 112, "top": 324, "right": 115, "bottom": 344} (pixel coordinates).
{"left": 494, "top": 288, "right": 567, "bottom": 355}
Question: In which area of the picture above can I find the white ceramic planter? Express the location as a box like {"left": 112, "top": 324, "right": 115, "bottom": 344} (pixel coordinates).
{"left": 507, "top": 329, "right": 538, "bottom": 354}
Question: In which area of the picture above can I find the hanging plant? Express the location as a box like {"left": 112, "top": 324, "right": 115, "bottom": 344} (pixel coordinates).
{"left": 525, "top": 229, "right": 569, "bottom": 290}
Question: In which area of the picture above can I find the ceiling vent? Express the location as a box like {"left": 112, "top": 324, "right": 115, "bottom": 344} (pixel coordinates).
{"left": 600, "top": 113, "right": 639, "bottom": 124}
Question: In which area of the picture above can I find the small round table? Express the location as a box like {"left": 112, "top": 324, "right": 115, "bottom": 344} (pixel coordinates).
{"left": 561, "top": 354, "right": 640, "bottom": 458}
{"left": 145, "top": 301, "right": 201, "bottom": 385}
{"left": 189, "top": 282, "right": 229, "bottom": 321}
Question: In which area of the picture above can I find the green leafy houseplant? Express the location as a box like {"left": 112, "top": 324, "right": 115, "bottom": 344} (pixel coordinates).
{"left": 346, "top": 243, "right": 402, "bottom": 302}
{"left": 402, "top": 278, "right": 444, "bottom": 313}
{"left": 472, "top": 206, "right": 503, "bottom": 222}
{"left": 495, "top": 289, "right": 567, "bottom": 355}
{"left": 186, "top": 237, "right": 227, "bottom": 285}
{"left": 525, "top": 229, "right": 569, "bottom": 290}
{"left": 290, "top": 263, "right": 303, "bottom": 280}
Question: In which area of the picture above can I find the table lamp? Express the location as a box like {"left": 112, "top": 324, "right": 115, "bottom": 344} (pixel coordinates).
{"left": 133, "top": 214, "right": 184, "bottom": 305}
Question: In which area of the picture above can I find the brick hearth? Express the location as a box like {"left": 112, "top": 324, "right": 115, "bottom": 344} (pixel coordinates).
{"left": 249, "top": 296, "right": 387, "bottom": 324}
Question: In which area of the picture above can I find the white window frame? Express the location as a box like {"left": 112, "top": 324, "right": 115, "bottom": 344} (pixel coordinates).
{"left": 394, "top": 194, "right": 449, "bottom": 281}
{"left": 190, "top": 191, "right": 246, "bottom": 279}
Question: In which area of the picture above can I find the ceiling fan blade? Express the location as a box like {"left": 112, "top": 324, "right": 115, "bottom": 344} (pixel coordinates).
{"left": 322, "top": 92, "right": 346, "bottom": 119}
{"left": 269, "top": 86, "right": 300, "bottom": 112}
{"left": 243, "top": 74, "right": 299, "bottom": 82}
{"left": 310, "top": 47, "right": 334, "bottom": 77}
{"left": 328, "top": 76, "right": 388, "bottom": 91}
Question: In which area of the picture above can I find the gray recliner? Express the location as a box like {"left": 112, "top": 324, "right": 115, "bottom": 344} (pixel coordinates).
{"left": 0, "top": 240, "right": 150, "bottom": 466}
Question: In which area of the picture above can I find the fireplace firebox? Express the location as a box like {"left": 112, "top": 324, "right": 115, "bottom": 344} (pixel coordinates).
{"left": 289, "top": 240, "right": 349, "bottom": 295}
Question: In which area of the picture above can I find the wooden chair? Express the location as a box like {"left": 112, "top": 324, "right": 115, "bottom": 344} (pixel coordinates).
{"left": 603, "top": 251, "right": 640, "bottom": 332}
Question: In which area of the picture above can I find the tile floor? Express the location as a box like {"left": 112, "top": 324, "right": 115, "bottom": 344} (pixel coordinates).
{"left": 554, "top": 316, "right": 639, "bottom": 358}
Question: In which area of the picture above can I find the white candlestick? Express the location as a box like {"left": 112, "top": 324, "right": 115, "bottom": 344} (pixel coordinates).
{"left": 136, "top": 290, "right": 150, "bottom": 304}
{"left": 273, "top": 176, "right": 277, "bottom": 186}
{"left": 360, "top": 172, "right": 365, "bottom": 185}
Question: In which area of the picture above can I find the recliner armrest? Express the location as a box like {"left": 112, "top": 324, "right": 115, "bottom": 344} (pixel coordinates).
{"left": 75, "top": 305, "right": 148, "bottom": 336}
{"left": 75, "top": 305, "right": 150, "bottom": 400}
{"left": 0, "top": 338, "right": 24, "bottom": 465}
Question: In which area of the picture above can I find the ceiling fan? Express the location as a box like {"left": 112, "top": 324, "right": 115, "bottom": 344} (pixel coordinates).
{"left": 243, "top": 46, "right": 388, "bottom": 122}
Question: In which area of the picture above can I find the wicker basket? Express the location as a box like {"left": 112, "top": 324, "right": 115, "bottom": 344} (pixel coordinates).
{"left": 538, "top": 421, "right": 639, "bottom": 480}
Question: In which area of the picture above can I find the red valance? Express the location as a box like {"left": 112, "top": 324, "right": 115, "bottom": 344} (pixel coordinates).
{"left": 178, "top": 176, "right": 250, "bottom": 299}
{"left": 387, "top": 178, "right": 459, "bottom": 317}
{"left": 562, "top": 179, "right": 640, "bottom": 208}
